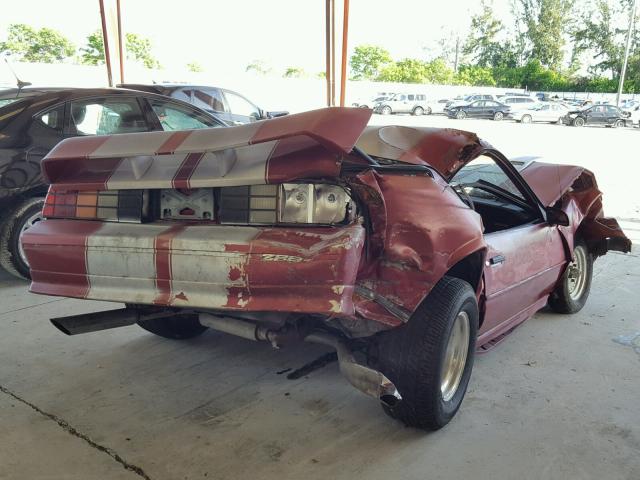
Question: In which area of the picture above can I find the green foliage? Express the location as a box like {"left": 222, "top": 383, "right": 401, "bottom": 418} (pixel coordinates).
{"left": 455, "top": 65, "right": 496, "bottom": 86}
{"left": 79, "top": 30, "right": 160, "bottom": 69}
{"left": 350, "top": 44, "right": 392, "bottom": 80}
{"left": 0, "top": 23, "right": 75, "bottom": 63}
{"left": 79, "top": 31, "right": 105, "bottom": 65}
{"left": 245, "top": 59, "right": 271, "bottom": 75}
{"left": 463, "top": 1, "right": 505, "bottom": 68}
{"left": 377, "top": 58, "right": 454, "bottom": 84}
{"left": 125, "top": 33, "right": 160, "bottom": 69}
{"left": 186, "top": 61, "right": 203, "bottom": 73}
{"left": 283, "top": 67, "right": 305, "bottom": 78}
{"left": 516, "top": 0, "right": 572, "bottom": 71}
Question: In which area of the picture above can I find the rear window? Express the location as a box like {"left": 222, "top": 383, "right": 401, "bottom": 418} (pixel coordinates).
{"left": 0, "top": 98, "right": 20, "bottom": 108}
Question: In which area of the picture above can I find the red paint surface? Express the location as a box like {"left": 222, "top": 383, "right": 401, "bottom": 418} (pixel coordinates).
{"left": 172, "top": 152, "right": 205, "bottom": 189}
{"left": 252, "top": 107, "right": 371, "bottom": 153}
{"left": 153, "top": 225, "right": 187, "bottom": 305}
{"left": 22, "top": 220, "right": 103, "bottom": 299}
{"left": 156, "top": 131, "right": 192, "bottom": 154}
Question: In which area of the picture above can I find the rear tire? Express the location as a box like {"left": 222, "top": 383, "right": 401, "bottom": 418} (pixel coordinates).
{"left": 521, "top": 114, "right": 532, "bottom": 124}
{"left": 0, "top": 197, "right": 45, "bottom": 280}
{"left": 493, "top": 111, "right": 504, "bottom": 121}
{"left": 373, "top": 276, "right": 478, "bottom": 430}
{"left": 138, "top": 314, "right": 208, "bottom": 339}
{"left": 548, "top": 239, "right": 593, "bottom": 314}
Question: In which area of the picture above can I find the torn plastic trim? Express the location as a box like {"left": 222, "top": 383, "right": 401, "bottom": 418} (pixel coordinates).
{"left": 355, "top": 285, "right": 411, "bottom": 323}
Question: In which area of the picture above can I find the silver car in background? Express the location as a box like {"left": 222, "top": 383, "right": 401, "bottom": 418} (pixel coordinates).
{"left": 513, "top": 102, "right": 569, "bottom": 124}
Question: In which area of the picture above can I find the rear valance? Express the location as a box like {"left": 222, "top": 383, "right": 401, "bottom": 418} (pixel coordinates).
{"left": 42, "top": 107, "right": 372, "bottom": 190}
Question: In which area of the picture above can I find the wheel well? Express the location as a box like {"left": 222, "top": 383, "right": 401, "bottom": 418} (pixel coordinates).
{"left": 445, "top": 250, "right": 485, "bottom": 294}
{"left": 444, "top": 249, "right": 486, "bottom": 324}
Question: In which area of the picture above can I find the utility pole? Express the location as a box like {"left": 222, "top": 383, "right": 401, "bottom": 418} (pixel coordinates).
{"left": 617, "top": 0, "right": 637, "bottom": 106}
{"left": 454, "top": 36, "right": 460, "bottom": 73}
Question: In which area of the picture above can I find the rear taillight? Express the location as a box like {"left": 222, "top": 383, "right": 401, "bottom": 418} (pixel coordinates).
{"left": 43, "top": 189, "right": 146, "bottom": 223}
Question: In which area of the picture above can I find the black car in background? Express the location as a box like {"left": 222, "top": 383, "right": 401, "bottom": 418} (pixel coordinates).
{"left": 561, "top": 104, "right": 630, "bottom": 127}
{"left": 119, "top": 84, "right": 288, "bottom": 125}
{"left": 445, "top": 99, "right": 512, "bottom": 121}
{"left": 0, "top": 87, "right": 224, "bottom": 279}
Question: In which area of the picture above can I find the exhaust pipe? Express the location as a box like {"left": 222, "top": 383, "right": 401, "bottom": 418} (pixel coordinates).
{"left": 51, "top": 308, "right": 185, "bottom": 335}
{"left": 198, "top": 314, "right": 400, "bottom": 406}
{"left": 305, "top": 332, "right": 402, "bottom": 407}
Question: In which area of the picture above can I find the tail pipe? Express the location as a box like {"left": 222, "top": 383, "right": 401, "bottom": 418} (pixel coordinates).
{"left": 305, "top": 332, "right": 402, "bottom": 408}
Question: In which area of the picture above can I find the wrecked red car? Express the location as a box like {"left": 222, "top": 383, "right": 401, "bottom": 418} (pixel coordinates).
{"left": 21, "top": 108, "right": 630, "bottom": 430}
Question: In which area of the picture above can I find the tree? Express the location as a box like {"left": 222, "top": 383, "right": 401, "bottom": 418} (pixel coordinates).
{"left": 350, "top": 44, "right": 392, "bottom": 80}
{"left": 186, "top": 61, "right": 203, "bottom": 72}
{"left": 125, "top": 33, "right": 160, "bottom": 69}
{"left": 79, "top": 30, "right": 105, "bottom": 65}
{"left": 377, "top": 58, "right": 454, "bottom": 84}
{"left": 455, "top": 65, "right": 497, "bottom": 86}
{"left": 245, "top": 59, "right": 271, "bottom": 75}
{"left": 79, "top": 30, "right": 160, "bottom": 69}
{"left": 0, "top": 24, "right": 75, "bottom": 63}
{"left": 516, "top": 0, "right": 572, "bottom": 71}
{"left": 572, "top": 0, "right": 635, "bottom": 79}
{"left": 283, "top": 67, "right": 306, "bottom": 78}
{"left": 463, "top": 1, "right": 505, "bottom": 67}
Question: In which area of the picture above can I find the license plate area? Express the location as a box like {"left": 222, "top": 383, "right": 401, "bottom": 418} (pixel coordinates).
{"left": 160, "top": 188, "right": 215, "bottom": 221}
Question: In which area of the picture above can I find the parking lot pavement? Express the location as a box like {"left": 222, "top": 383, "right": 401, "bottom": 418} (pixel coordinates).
{"left": 0, "top": 246, "right": 638, "bottom": 480}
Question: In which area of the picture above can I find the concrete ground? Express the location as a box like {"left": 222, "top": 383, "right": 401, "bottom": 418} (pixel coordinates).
{"left": 1, "top": 117, "right": 639, "bottom": 480}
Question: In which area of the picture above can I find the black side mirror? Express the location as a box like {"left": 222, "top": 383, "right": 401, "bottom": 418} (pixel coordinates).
{"left": 546, "top": 207, "right": 570, "bottom": 226}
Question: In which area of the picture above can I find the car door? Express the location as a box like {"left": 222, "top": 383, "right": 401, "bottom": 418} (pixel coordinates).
{"left": 466, "top": 100, "right": 484, "bottom": 117}
{"left": 605, "top": 106, "right": 620, "bottom": 124}
{"left": 17, "top": 103, "right": 67, "bottom": 192}
{"left": 222, "top": 89, "right": 262, "bottom": 124}
{"left": 537, "top": 104, "right": 552, "bottom": 121}
{"left": 482, "top": 100, "right": 500, "bottom": 118}
{"left": 586, "top": 106, "right": 603, "bottom": 125}
{"left": 450, "top": 154, "right": 566, "bottom": 342}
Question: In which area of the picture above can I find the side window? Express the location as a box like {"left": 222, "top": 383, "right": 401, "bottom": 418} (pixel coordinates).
{"left": 170, "top": 88, "right": 192, "bottom": 103}
{"left": 542, "top": 105, "right": 550, "bottom": 111}
{"left": 451, "top": 154, "right": 526, "bottom": 201}
{"left": 191, "top": 88, "right": 225, "bottom": 112}
{"left": 417, "top": 94, "right": 425, "bottom": 101}
{"left": 408, "top": 94, "right": 415, "bottom": 101}
{"left": 70, "top": 97, "right": 149, "bottom": 135}
{"left": 224, "top": 91, "right": 261, "bottom": 120}
{"left": 148, "top": 99, "right": 220, "bottom": 131}
{"left": 35, "top": 104, "right": 65, "bottom": 132}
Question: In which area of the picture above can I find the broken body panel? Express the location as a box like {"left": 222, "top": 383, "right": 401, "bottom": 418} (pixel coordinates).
{"left": 22, "top": 108, "right": 630, "bottom": 345}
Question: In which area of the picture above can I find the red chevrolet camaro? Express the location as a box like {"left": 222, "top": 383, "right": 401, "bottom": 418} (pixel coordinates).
{"left": 21, "top": 107, "right": 630, "bottom": 430}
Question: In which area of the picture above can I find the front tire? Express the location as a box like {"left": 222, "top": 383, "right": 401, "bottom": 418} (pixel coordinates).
{"left": 573, "top": 117, "right": 585, "bottom": 127}
{"left": 373, "top": 276, "right": 478, "bottom": 430}
{"left": 412, "top": 106, "right": 424, "bottom": 116}
{"left": 521, "top": 114, "right": 532, "bottom": 124}
{"left": 0, "top": 197, "right": 45, "bottom": 280}
{"left": 613, "top": 119, "right": 624, "bottom": 128}
{"left": 548, "top": 239, "right": 593, "bottom": 314}
{"left": 381, "top": 106, "right": 392, "bottom": 115}
{"left": 138, "top": 314, "right": 208, "bottom": 339}
{"left": 455, "top": 110, "right": 466, "bottom": 119}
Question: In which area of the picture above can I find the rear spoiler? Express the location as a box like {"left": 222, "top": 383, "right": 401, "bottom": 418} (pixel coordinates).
{"left": 42, "top": 107, "right": 371, "bottom": 190}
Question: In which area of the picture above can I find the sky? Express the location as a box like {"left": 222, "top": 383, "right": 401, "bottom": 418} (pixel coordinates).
{"left": 0, "top": 0, "right": 514, "bottom": 75}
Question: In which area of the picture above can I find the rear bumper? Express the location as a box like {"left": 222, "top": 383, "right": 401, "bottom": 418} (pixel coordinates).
{"left": 22, "top": 220, "right": 365, "bottom": 316}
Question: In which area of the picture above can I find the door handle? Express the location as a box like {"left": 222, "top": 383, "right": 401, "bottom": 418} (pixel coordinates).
{"left": 489, "top": 255, "right": 506, "bottom": 266}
